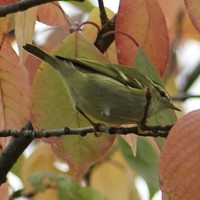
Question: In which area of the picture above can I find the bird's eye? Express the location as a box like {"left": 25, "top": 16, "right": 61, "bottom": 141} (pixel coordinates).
{"left": 159, "top": 91, "right": 166, "bottom": 97}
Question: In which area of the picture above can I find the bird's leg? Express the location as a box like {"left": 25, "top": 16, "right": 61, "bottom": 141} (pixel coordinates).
{"left": 139, "top": 86, "right": 152, "bottom": 130}
{"left": 75, "top": 106, "right": 102, "bottom": 137}
{"left": 75, "top": 106, "right": 94, "bottom": 125}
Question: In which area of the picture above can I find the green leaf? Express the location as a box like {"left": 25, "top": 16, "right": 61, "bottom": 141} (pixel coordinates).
{"left": 29, "top": 172, "right": 106, "bottom": 200}
{"left": 134, "top": 47, "right": 177, "bottom": 126}
{"left": 31, "top": 32, "right": 115, "bottom": 181}
{"left": 134, "top": 47, "right": 163, "bottom": 84}
{"left": 11, "top": 154, "right": 25, "bottom": 178}
{"left": 118, "top": 136, "right": 159, "bottom": 198}
{"left": 69, "top": 1, "right": 95, "bottom": 12}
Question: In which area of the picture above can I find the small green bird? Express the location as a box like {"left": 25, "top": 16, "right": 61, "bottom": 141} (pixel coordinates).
{"left": 23, "top": 44, "right": 179, "bottom": 126}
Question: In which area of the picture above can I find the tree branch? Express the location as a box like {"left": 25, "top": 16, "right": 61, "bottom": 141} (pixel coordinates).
{"left": 0, "top": 0, "right": 85, "bottom": 17}
{"left": 0, "top": 124, "right": 172, "bottom": 139}
{"left": 0, "top": 122, "right": 34, "bottom": 185}
{"left": 0, "top": 122, "right": 173, "bottom": 185}
{"left": 98, "top": 0, "right": 109, "bottom": 26}
{"left": 94, "top": 15, "right": 116, "bottom": 53}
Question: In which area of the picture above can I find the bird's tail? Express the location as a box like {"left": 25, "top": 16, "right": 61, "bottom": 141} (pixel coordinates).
{"left": 23, "top": 44, "right": 61, "bottom": 68}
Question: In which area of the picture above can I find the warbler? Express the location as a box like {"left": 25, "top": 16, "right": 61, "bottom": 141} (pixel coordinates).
{"left": 23, "top": 44, "right": 180, "bottom": 126}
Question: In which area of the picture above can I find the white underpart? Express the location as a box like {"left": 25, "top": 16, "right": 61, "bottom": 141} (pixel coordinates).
{"left": 101, "top": 107, "right": 110, "bottom": 117}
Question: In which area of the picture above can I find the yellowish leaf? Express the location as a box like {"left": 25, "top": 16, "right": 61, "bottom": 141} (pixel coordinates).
{"left": 91, "top": 150, "right": 139, "bottom": 200}
{"left": 122, "top": 134, "right": 137, "bottom": 156}
{"left": 22, "top": 143, "right": 60, "bottom": 200}
{"left": 15, "top": 7, "right": 37, "bottom": 63}
{"left": 0, "top": 16, "right": 9, "bottom": 46}
{"left": 185, "top": 0, "right": 200, "bottom": 33}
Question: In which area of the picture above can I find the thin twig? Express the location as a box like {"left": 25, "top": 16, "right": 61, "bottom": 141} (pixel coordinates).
{"left": 181, "top": 61, "right": 200, "bottom": 92}
{"left": 172, "top": 93, "right": 200, "bottom": 101}
{"left": 9, "top": 189, "right": 36, "bottom": 200}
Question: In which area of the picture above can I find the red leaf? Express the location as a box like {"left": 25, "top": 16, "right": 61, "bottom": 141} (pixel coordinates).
{"left": 115, "top": 0, "right": 169, "bottom": 76}
{"left": 37, "top": 2, "right": 71, "bottom": 27}
{"left": 52, "top": 134, "right": 115, "bottom": 181}
{"left": 185, "top": 0, "right": 200, "bottom": 33}
{"left": 0, "top": 0, "right": 17, "bottom": 6}
{"left": 159, "top": 110, "right": 200, "bottom": 200}
{"left": 0, "top": 182, "right": 8, "bottom": 200}
{"left": 0, "top": 38, "right": 31, "bottom": 130}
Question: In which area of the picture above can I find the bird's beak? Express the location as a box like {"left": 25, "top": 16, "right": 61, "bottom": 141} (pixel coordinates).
{"left": 169, "top": 103, "right": 181, "bottom": 111}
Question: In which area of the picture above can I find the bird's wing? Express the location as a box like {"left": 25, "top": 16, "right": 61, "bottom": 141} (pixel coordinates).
{"left": 56, "top": 57, "right": 148, "bottom": 90}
